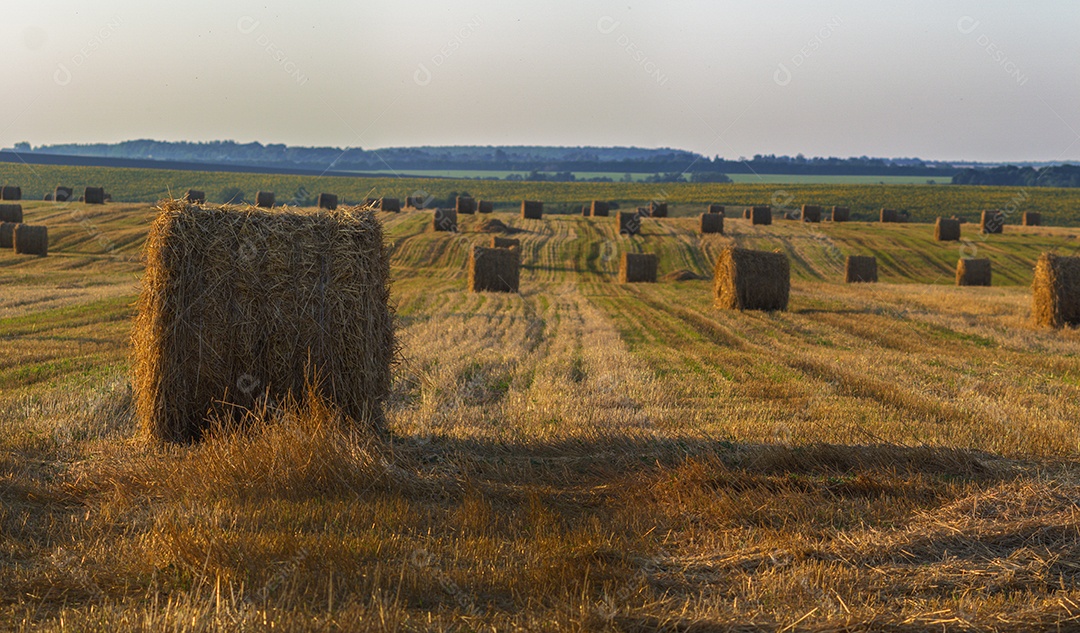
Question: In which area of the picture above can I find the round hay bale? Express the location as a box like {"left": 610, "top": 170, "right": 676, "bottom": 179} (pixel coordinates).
{"left": 935, "top": 217, "right": 961, "bottom": 241}
{"left": 468, "top": 245, "right": 520, "bottom": 293}
{"left": 0, "top": 222, "right": 15, "bottom": 248}
{"left": 713, "top": 247, "right": 789, "bottom": 311}
{"left": 981, "top": 210, "right": 1004, "bottom": 234}
{"left": 590, "top": 201, "right": 610, "bottom": 217}
{"left": 377, "top": 197, "right": 400, "bottom": 212}
{"left": 318, "top": 193, "right": 339, "bottom": 210}
{"left": 801, "top": 205, "right": 823, "bottom": 222}
{"left": 54, "top": 186, "right": 73, "bottom": 202}
{"left": 84, "top": 187, "right": 106, "bottom": 205}
{"left": 433, "top": 208, "right": 458, "bottom": 232}
{"left": 521, "top": 200, "right": 543, "bottom": 219}
{"left": 13, "top": 224, "right": 47, "bottom": 256}
{"left": 619, "top": 252, "right": 658, "bottom": 283}
{"left": 477, "top": 200, "right": 494, "bottom": 214}
{"left": 1022, "top": 212, "right": 1041, "bottom": 226}
{"left": 581, "top": 205, "right": 590, "bottom": 216}
{"left": 649, "top": 201, "right": 668, "bottom": 218}
{"left": 750, "top": 206, "right": 772, "bottom": 226}
{"left": 880, "top": 208, "right": 899, "bottom": 223}
{"left": 845, "top": 255, "right": 877, "bottom": 283}
{"left": 43, "top": 193, "right": 53, "bottom": 201}
{"left": 255, "top": 191, "right": 275, "bottom": 208}
{"left": 456, "top": 196, "right": 477, "bottom": 215}
{"left": 1032, "top": 252, "right": 1080, "bottom": 328}
{"left": 830, "top": 206, "right": 850, "bottom": 222}
{"left": 617, "top": 211, "right": 641, "bottom": 236}
{"left": 0, "top": 204, "right": 23, "bottom": 223}
{"left": 700, "top": 213, "right": 724, "bottom": 234}
{"left": 708, "top": 204, "right": 724, "bottom": 216}
{"left": 1, "top": 185, "right": 21, "bottom": 201}
{"left": 183, "top": 189, "right": 206, "bottom": 204}
{"left": 956, "top": 258, "right": 991, "bottom": 286}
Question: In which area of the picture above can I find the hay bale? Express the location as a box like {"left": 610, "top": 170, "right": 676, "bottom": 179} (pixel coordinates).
{"left": 618, "top": 211, "right": 641, "bottom": 236}
{"left": 318, "top": 193, "right": 338, "bottom": 210}
{"left": 956, "top": 258, "right": 992, "bottom": 286}
{"left": 713, "top": 247, "right": 789, "bottom": 311}
{"left": 378, "top": 197, "right": 400, "bottom": 212}
{"left": 433, "top": 208, "right": 458, "bottom": 232}
{"left": 742, "top": 209, "right": 751, "bottom": 219}
{"left": 801, "top": 205, "right": 822, "bottom": 223}
{"left": 0, "top": 204, "right": 23, "bottom": 223}
{"left": 981, "top": 210, "right": 1004, "bottom": 234}
{"left": 581, "top": 205, "right": 590, "bottom": 216}
{"left": 468, "top": 245, "right": 520, "bottom": 293}
{"left": 84, "top": 187, "right": 106, "bottom": 205}
{"left": 1022, "top": 212, "right": 1041, "bottom": 226}
{"left": 491, "top": 236, "right": 520, "bottom": 249}
{"left": 751, "top": 206, "right": 772, "bottom": 226}
{"left": 880, "top": 208, "right": 899, "bottom": 223}
{"left": 54, "top": 186, "right": 73, "bottom": 202}
{"left": 405, "top": 195, "right": 426, "bottom": 209}
{"left": 845, "top": 255, "right": 877, "bottom": 283}
{"left": 831, "top": 206, "right": 850, "bottom": 222}
{"left": 44, "top": 193, "right": 53, "bottom": 201}
{"left": 251, "top": 191, "right": 273, "bottom": 208}
{"left": 708, "top": 204, "right": 724, "bottom": 216}
{"left": 183, "top": 189, "right": 206, "bottom": 204}
{"left": 618, "top": 252, "right": 658, "bottom": 283}
{"left": 456, "top": 196, "right": 476, "bottom": 214}
{"left": 477, "top": 200, "right": 494, "bottom": 214}
{"left": 1, "top": 185, "right": 21, "bottom": 201}
{"left": 12, "top": 224, "right": 47, "bottom": 256}
{"left": 1032, "top": 253, "right": 1080, "bottom": 328}
{"left": 0, "top": 222, "right": 15, "bottom": 248}
{"left": 935, "top": 217, "right": 961, "bottom": 241}
{"left": 132, "top": 200, "right": 395, "bottom": 443}
{"left": 521, "top": 200, "right": 543, "bottom": 219}
{"left": 591, "top": 201, "right": 610, "bottom": 217}
{"left": 700, "top": 213, "right": 724, "bottom": 234}
{"left": 649, "top": 201, "right": 668, "bottom": 218}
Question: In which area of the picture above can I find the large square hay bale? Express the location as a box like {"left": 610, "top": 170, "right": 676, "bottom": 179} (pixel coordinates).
{"left": 619, "top": 252, "right": 658, "bottom": 283}
{"left": 831, "top": 206, "right": 850, "bottom": 222}
{"left": 713, "top": 247, "right": 789, "bottom": 311}
{"left": 456, "top": 196, "right": 476, "bottom": 214}
{"left": 183, "top": 189, "right": 206, "bottom": 204}
{"left": 591, "top": 200, "right": 610, "bottom": 217}
{"left": 54, "top": 186, "right": 73, "bottom": 202}
{"left": 84, "top": 187, "right": 106, "bottom": 205}
{"left": 477, "top": 200, "right": 493, "bottom": 214}
{"left": 12, "top": 224, "right": 47, "bottom": 256}
{"left": 378, "top": 197, "right": 400, "bottom": 212}
{"left": 751, "top": 206, "right": 772, "bottom": 226}
{"left": 845, "top": 255, "right": 877, "bottom": 283}
{"left": 318, "top": 193, "right": 338, "bottom": 210}
{"left": 2, "top": 185, "right": 21, "bottom": 201}
{"left": 1022, "top": 212, "right": 1041, "bottom": 226}
{"left": 132, "top": 200, "right": 395, "bottom": 443}
{"left": 649, "top": 201, "right": 668, "bottom": 218}
{"left": 956, "top": 258, "right": 991, "bottom": 286}
{"left": 0, "top": 222, "right": 15, "bottom": 248}
{"left": 0, "top": 204, "right": 23, "bottom": 223}
{"left": 255, "top": 191, "right": 275, "bottom": 208}
{"left": 700, "top": 213, "right": 724, "bottom": 234}
{"left": 981, "top": 210, "right": 1004, "bottom": 234}
{"left": 801, "top": 205, "right": 822, "bottom": 222}
{"left": 618, "top": 210, "right": 641, "bottom": 236}
{"left": 1032, "top": 253, "right": 1080, "bottom": 327}
{"left": 468, "top": 245, "right": 520, "bottom": 293}
{"left": 935, "top": 217, "right": 961, "bottom": 241}
{"left": 433, "top": 207, "right": 458, "bottom": 232}
{"left": 521, "top": 200, "right": 543, "bottom": 219}
{"left": 491, "top": 236, "right": 520, "bottom": 249}
{"left": 708, "top": 204, "right": 724, "bottom": 215}
{"left": 880, "top": 208, "right": 899, "bottom": 223}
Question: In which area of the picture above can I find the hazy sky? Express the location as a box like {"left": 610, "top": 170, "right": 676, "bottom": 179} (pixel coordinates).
{"left": 2, "top": 1, "right": 1077, "bottom": 162}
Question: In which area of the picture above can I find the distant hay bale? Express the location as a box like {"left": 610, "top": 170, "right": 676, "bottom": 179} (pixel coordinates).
{"left": 700, "top": 213, "right": 724, "bottom": 234}
{"left": 54, "top": 186, "right": 73, "bottom": 202}
{"left": 742, "top": 209, "right": 751, "bottom": 219}
{"left": 880, "top": 208, "right": 899, "bottom": 223}
{"left": 1032, "top": 253, "right": 1080, "bottom": 328}
{"left": 935, "top": 217, "right": 961, "bottom": 241}
{"left": 183, "top": 189, "right": 206, "bottom": 204}
{"left": 618, "top": 211, "right": 641, "bottom": 236}
{"left": 378, "top": 197, "right": 401, "bottom": 212}
{"left": 405, "top": 195, "right": 426, "bottom": 209}
{"left": 0, "top": 203, "right": 23, "bottom": 223}
{"left": 649, "top": 201, "right": 668, "bottom": 218}
{"left": 581, "top": 205, "right": 590, "bottom": 216}
{"left": 845, "top": 255, "right": 877, "bottom": 283}
{"left": 956, "top": 258, "right": 992, "bottom": 286}
{"left": 468, "top": 245, "right": 520, "bottom": 293}
{"left": 713, "top": 247, "right": 790, "bottom": 311}
{"left": 831, "top": 206, "right": 850, "bottom": 222}
{"left": 477, "top": 200, "right": 494, "bottom": 214}
{"left": 618, "top": 252, "right": 658, "bottom": 283}
{"left": 44, "top": 193, "right": 53, "bottom": 201}
{"left": 1, "top": 185, "right": 21, "bottom": 201}
{"left": 12, "top": 224, "right": 47, "bottom": 256}
{"left": 456, "top": 196, "right": 476, "bottom": 214}
{"left": 591, "top": 200, "right": 610, "bottom": 217}
{"left": 521, "top": 200, "right": 543, "bottom": 219}
{"left": 491, "top": 236, "right": 520, "bottom": 249}
{"left": 318, "top": 193, "right": 338, "bottom": 210}
{"left": 254, "top": 191, "right": 275, "bottom": 208}
{"left": 708, "top": 204, "right": 724, "bottom": 216}
{"left": 132, "top": 199, "right": 395, "bottom": 443}
{"left": 1022, "top": 212, "right": 1041, "bottom": 226}
{"left": 0, "top": 222, "right": 15, "bottom": 248}
{"left": 84, "top": 187, "right": 106, "bottom": 205}
{"left": 801, "top": 205, "right": 822, "bottom": 223}
{"left": 751, "top": 206, "right": 772, "bottom": 226}
{"left": 981, "top": 210, "right": 1004, "bottom": 234}
{"left": 433, "top": 208, "right": 458, "bottom": 232}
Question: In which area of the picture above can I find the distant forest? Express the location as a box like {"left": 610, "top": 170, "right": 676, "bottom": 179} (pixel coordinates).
{"left": 9, "top": 140, "right": 959, "bottom": 180}
{"left": 953, "top": 164, "right": 1080, "bottom": 188}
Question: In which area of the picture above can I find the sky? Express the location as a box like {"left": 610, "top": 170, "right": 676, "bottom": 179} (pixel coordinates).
{"left": 1, "top": 1, "right": 1078, "bottom": 163}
